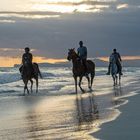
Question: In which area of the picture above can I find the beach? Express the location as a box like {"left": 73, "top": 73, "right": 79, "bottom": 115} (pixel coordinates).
{"left": 0, "top": 67, "right": 140, "bottom": 140}
{"left": 94, "top": 92, "right": 140, "bottom": 140}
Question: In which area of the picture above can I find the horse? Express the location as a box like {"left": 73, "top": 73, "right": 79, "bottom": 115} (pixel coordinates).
{"left": 110, "top": 54, "right": 121, "bottom": 86}
{"left": 67, "top": 48, "right": 95, "bottom": 93}
{"left": 19, "top": 63, "right": 42, "bottom": 94}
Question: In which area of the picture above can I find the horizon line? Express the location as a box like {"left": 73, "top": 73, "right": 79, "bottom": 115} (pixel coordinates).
{"left": 0, "top": 55, "right": 140, "bottom": 67}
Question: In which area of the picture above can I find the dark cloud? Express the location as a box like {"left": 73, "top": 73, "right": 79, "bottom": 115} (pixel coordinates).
{"left": 0, "top": 0, "right": 140, "bottom": 59}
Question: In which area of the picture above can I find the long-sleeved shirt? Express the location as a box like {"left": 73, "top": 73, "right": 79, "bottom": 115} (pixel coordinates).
{"left": 113, "top": 52, "right": 122, "bottom": 62}
{"left": 77, "top": 46, "right": 87, "bottom": 59}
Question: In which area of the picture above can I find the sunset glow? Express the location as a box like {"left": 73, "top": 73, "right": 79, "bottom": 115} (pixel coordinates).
{"left": 99, "top": 56, "right": 140, "bottom": 62}
{"left": 0, "top": 56, "right": 67, "bottom": 67}
{"left": 0, "top": 56, "right": 140, "bottom": 67}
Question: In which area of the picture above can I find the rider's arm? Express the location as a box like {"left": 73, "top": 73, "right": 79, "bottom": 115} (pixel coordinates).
{"left": 22, "top": 54, "right": 25, "bottom": 64}
{"left": 85, "top": 47, "right": 87, "bottom": 57}
{"left": 118, "top": 53, "right": 122, "bottom": 62}
{"left": 31, "top": 53, "right": 33, "bottom": 61}
{"left": 77, "top": 48, "right": 80, "bottom": 56}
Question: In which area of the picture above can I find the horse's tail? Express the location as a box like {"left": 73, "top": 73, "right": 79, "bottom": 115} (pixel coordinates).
{"left": 33, "top": 63, "right": 42, "bottom": 78}
{"left": 19, "top": 65, "right": 22, "bottom": 73}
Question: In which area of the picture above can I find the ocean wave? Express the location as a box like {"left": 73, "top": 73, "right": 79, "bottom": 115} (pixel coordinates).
{"left": 0, "top": 90, "right": 17, "bottom": 94}
{"left": 0, "top": 73, "right": 21, "bottom": 84}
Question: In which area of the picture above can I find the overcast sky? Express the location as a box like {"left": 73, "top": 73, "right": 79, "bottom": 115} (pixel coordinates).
{"left": 0, "top": 0, "right": 140, "bottom": 60}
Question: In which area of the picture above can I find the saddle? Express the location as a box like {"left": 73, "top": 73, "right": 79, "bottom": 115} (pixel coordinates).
{"left": 19, "top": 63, "right": 42, "bottom": 78}
{"left": 19, "top": 63, "right": 34, "bottom": 76}
{"left": 78, "top": 58, "right": 88, "bottom": 75}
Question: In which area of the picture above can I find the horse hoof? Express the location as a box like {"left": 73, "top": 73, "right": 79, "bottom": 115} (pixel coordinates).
{"left": 82, "top": 90, "right": 85, "bottom": 93}
{"left": 90, "top": 88, "right": 93, "bottom": 92}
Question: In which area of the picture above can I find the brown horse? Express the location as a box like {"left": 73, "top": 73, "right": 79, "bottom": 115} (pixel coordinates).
{"left": 67, "top": 48, "right": 95, "bottom": 93}
{"left": 19, "top": 63, "right": 42, "bottom": 94}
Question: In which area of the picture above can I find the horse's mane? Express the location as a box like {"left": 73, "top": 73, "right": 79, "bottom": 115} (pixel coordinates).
{"left": 70, "top": 49, "right": 79, "bottom": 58}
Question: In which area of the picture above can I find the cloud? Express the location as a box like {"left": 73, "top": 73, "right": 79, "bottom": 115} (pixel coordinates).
{"left": 0, "top": 0, "right": 117, "bottom": 21}
{"left": 117, "top": 4, "right": 129, "bottom": 9}
{"left": 0, "top": 0, "right": 140, "bottom": 63}
{"left": 0, "top": 0, "right": 139, "bottom": 21}
{"left": 0, "top": 13, "right": 60, "bottom": 19}
{"left": 0, "top": 20, "right": 15, "bottom": 23}
{"left": 0, "top": 48, "right": 36, "bottom": 52}
{"left": 0, "top": 48, "right": 37, "bottom": 57}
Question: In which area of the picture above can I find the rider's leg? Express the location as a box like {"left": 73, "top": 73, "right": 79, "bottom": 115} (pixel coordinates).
{"left": 106, "top": 63, "right": 111, "bottom": 75}
{"left": 117, "top": 62, "right": 123, "bottom": 75}
{"left": 21, "top": 65, "right": 24, "bottom": 77}
{"left": 82, "top": 59, "right": 88, "bottom": 75}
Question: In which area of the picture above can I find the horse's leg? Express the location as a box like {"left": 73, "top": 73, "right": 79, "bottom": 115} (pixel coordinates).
{"left": 36, "top": 77, "right": 38, "bottom": 93}
{"left": 24, "top": 83, "right": 26, "bottom": 95}
{"left": 86, "top": 75, "right": 91, "bottom": 90}
{"left": 74, "top": 76, "right": 77, "bottom": 94}
{"left": 90, "top": 73, "right": 94, "bottom": 90}
{"left": 112, "top": 75, "right": 115, "bottom": 86}
{"left": 26, "top": 80, "right": 29, "bottom": 94}
{"left": 30, "top": 79, "right": 33, "bottom": 93}
{"left": 116, "top": 75, "right": 118, "bottom": 85}
{"left": 24, "top": 80, "right": 29, "bottom": 94}
{"left": 23, "top": 79, "right": 27, "bottom": 95}
{"left": 119, "top": 74, "right": 121, "bottom": 85}
{"left": 79, "top": 76, "right": 85, "bottom": 93}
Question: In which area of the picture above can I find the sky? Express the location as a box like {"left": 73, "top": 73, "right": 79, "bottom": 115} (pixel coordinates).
{"left": 0, "top": 0, "right": 140, "bottom": 66}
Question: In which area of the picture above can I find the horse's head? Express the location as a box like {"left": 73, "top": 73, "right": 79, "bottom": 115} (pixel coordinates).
{"left": 67, "top": 48, "right": 78, "bottom": 61}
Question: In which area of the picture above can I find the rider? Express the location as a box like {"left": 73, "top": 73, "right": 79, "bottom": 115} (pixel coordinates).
{"left": 22, "top": 47, "right": 33, "bottom": 65}
{"left": 77, "top": 41, "right": 88, "bottom": 75}
{"left": 20, "top": 47, "right": 33, "bottom": 76}
{"left": 107, "top": 49, "right": 123, "bottom": 75}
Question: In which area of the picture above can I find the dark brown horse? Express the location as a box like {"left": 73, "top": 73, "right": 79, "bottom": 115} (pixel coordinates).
{"left": 67, "top": 48, "right": 95, "bottom": 93}
{"left": 19, "top": 63, "right": 42, "bottom": 94}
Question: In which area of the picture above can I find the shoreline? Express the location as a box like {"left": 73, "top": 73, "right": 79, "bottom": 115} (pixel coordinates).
{"left": 89, "top": 87, "right": 140, "bottom": 140}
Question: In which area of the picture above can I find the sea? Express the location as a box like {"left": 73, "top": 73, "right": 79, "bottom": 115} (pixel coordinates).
{"left": 0, "top": 66, "right": 140, "bottom": 140}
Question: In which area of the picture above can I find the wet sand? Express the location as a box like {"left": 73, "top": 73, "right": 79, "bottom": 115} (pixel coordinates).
{"left": 0, "top": 92, "right": 99, "bottom": 140}
{"left": 0, "top": 75, "right": 139, "bottom": 140}
{"left": 94, "top": 91, "right": 140, "bottom": 140}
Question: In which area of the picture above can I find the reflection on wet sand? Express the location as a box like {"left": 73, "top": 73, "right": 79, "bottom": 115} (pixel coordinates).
{"left": 23, "top": 93, "right": 99, "bottom": 139}
{"left": 114, "top": 86, "right": 123, "bottom": 97}
{"left": 76, "top": 92, "right": 99, "bottom": 131}
{"left": 113, "top": 85, "right": 125, "bottom": 106}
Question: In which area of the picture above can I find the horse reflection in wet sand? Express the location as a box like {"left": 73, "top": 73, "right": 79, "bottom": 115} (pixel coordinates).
{"left": 76, "top": 92, "right": 99, "bottom": 131}
{"left": 19, "top": 63, "right": 42, "bottom": 95}
{"left": 67, "top": 48, "right": 95, "bottom": 93}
